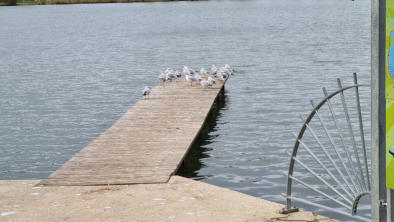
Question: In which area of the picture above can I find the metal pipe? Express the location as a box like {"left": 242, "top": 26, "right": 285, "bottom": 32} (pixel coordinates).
{"left": 289, "top": 152, "right": 353, "bottom": 205}
{"left": 294, "top": 130, "right": 354, "bottom": 202}
{"left": 323, "top": 87, "right": 364, "bottom": 193}
{"left": 371, "top": 0, "right": 387, "bottom": 220}
{"left": 353, "top": 72, "right": 371, "bottom": 190}
{"left": 352, "top": 192, "right": 371, "bottom": 215}
{"left": 337, "top": 78, "right": 367, "bottom": 191}
{"left": 288, "top": 174, "right": 352, "bottom": 210}
{"left": 311, "top": 105, "right": 358, "bottom": 197}
{"left": 283, "top": 84, "right": 368, "bottom": 212}
{"left": 304, "top": 120, "right": 355, "bottom": 200}
{"left": 282, "top": 194, "right": 371, "bottom": 222}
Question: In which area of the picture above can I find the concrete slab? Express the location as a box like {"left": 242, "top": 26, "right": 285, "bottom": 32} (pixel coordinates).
{"left": 0, "top": 176, "right": 335, "bottom": 222}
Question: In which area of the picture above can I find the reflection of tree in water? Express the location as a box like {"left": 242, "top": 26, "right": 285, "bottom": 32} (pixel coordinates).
{"left": 176, "top": 89, "right": 227, "bottom": 180}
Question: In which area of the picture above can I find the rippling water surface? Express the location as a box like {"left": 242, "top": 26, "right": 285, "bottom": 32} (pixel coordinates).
{"left": 0, "top": 0, "right": 370, "bottom": 220}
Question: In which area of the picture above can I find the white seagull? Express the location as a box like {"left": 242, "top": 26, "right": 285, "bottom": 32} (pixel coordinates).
{"left": 194, "top": 73, "right": 202, "bottom": 81}
{"left": 185, "top": 74, "right": 197, "bottom": 86}
{"left": 175, "top": 70, "right": 181, "bottom": 78}
{"left": 200, "top": 79, "right": 209, "bottom": 88}
{"left": 219, "top": 67, "right": 230, "bottom": 77}
{"left": 142, "top": 86, "right": 151, "bottom": 99}
{"left": 200, "top": 68, "right": 207, "bottom": 75}
{"left": 224, "top": 64, "right": 234, "bottom": 73}
{"left": 216, "top": 72, "right": 226, "bottom": 81}
{"left": 165, "top": 68, "right": 176, "bottom": 79}
{"left": 207, "top": 76, "right": 216, "bottom": 85}
{"left": 190, "top": 68, "right": 196, "bottom": 75}
{"left": 211, "top": 65, "right": 218, "bottom": 75}
{"left": 183, "top": 66, "right": 191, "bottom": 76}
{"left": 158, "top": 71, "right": 167, "bottom": 84}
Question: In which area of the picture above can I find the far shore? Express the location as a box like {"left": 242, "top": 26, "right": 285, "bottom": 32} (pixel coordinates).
{"left": 0, "top": 0, "right": 197, "bottom": 6}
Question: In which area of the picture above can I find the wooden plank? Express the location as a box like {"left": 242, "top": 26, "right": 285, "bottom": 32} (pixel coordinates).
{"left": 40, "top": 75, "right": 227, "bottom": 186}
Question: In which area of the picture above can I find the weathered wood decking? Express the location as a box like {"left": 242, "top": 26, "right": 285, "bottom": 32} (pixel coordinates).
{"left": 40, "top": 76, "right": 227, "bottom": 186}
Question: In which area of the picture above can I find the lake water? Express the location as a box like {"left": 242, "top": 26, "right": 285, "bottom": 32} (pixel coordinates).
{"left": 0, "top": 0, "right": 371, "bottom": 220}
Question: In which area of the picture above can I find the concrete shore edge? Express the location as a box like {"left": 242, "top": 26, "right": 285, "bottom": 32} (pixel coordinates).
{"left": 0, "top": 176, "right": 336, "bottom": 222}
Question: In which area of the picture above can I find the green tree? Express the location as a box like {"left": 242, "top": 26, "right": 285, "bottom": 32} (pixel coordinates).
{"left": 6, "top": 0, "right": 17, "bottom": 5}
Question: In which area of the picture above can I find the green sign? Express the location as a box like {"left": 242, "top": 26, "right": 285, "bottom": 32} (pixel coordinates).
{"left": 386, "top": 0, "right": 394, "bottom": 188}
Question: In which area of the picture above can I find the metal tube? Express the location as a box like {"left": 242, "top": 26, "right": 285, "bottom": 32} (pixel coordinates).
{"left": 288, "top": 174, "right": 352, "bottom": 209}
{"left": 371, "top": 0, "right": 387, "bottom": 220}
{"left": 304, "top": 121, "right": 355, "bottom": 200}
{"left": 353, "top": 72, "right": 371, "bottom": 190}
{"left": 313, "top": 97, "right": 360, "bottom": 195}
{"left": 352, "top": 192, "right": 371, "bottom": 215}
{"left": 337, "top": 78, "right": 367, "bottom": 191}
{"left": 289, "top": 152, "right": 353, "bottom": 205}
{"left": 323, "top": 87, "right": 364, "bottom": 193}
{"left": 283, "top": 84, "right": 368, "bottom": 212}
{"left": 388, "top": 189, "right": 394, "bottom": 221}
{"left": 282, "top": 194, "right": 371, "bottom": 222}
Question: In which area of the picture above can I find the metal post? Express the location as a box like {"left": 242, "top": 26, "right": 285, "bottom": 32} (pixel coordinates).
{"left": 387, "top": 189, "right": 394, "bottom": 221}
{"left": 371, "top": 0, "right": 387, "bottom": 221}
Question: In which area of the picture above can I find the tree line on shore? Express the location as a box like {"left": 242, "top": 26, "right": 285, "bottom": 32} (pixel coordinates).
{"left": 1, "top": 0, "right": 17, "bottom": 5}
{"left": 1, "top": 0, "right": 188, "bottom": 5}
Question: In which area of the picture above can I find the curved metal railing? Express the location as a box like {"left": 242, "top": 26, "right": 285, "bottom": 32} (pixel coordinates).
{"left": 281, "top": 73, "right": 371, "bottom": 222}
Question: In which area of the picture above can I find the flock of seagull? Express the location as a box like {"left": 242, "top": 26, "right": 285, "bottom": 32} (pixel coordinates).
{"left": 142, "top": 64, "right": 234, "bottom": 98}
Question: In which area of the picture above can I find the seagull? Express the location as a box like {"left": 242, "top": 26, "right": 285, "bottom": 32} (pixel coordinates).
{"left": 224, "top": 64, "right": 234, "bottom": 73}
{"left": 207, "top": 76, "right": 216, "bottom": 85}
{"left": 185, "top": 74, "right": 197, "bottom": 86}
{"left": 165, "top": 68, "right": 176, "bottom": 79}
{"left": 216, "top": 72, "right": 226, "bottom": 81}
{"left": 190, "top": 68, "right": 196, "bottom": 75}
{"left": 219, "top": 67, "right": 230, "bottom": 76}
{"left": 194, "top": 73, "right": 202, "bottom": 81}
{"left": 200, "top": 79, "right": 209, "bottom": 88}
{"left": 183, "top": 66, "right": 191, "bottom": 76}
{"left": 142, "top": 86, "right": 151, "bottom": 99}
{"left": 200, "top": 68, "right": 207, "bottom": 75}
{"left": 175, "top": 70, "right": 181, "bottom": 78}
{"left": 211, "top": 65, "right": 217, "bottom": 75}
{"left": 158, "top": 71, "right": 166, "bottom": 84}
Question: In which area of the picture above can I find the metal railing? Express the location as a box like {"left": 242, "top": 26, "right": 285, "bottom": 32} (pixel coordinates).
{"left": 281, "top": 73, "right": 371, "bottom": 222}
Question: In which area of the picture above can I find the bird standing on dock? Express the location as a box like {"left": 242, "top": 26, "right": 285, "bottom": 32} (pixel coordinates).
{"left": 216, "top": 72, "right": 227, "bottom": 81}
{"left": 211, "top": 65, "right": 217, "bottom": 75}
{"left": 189, "top": 68, "right": 196, "bottom": 76}
{"left": 219, "top": 67, "right": 231, "bottom": 77}
{"left": 224, "top": 64, "right": 235, "bottom": 73}
{"left": 200, "top": 68, "right": 207, "bottom": 75}
{"left": 194, "top": 73, "right": 202, "bottom": 81}
{"left": 175, "top": 70, "right": 181, "bottom": 78}
{"left": 185, "top": 74, "right": 197, "bottom": 86}
{"left": 158, "top": 71, "right": 167, "bottom": 84}
{"left": 207, "top": 76, "right": 216, "bottom": 86}
{"left": 165, "top": 68, "right": 176, "bottom": 80}
{"left": 183, "top": 66, "right": 191, "bottom": 76}
{"left": 142, "top": 86, "right": 151, "bottom": 99}
{"left": 200, "top": 79, "right": 209, "bottom": 88}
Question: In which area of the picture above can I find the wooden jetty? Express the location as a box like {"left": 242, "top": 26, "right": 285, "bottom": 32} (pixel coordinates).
{"left": 40, "top": 76, "right": 227, "bottom": 186}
